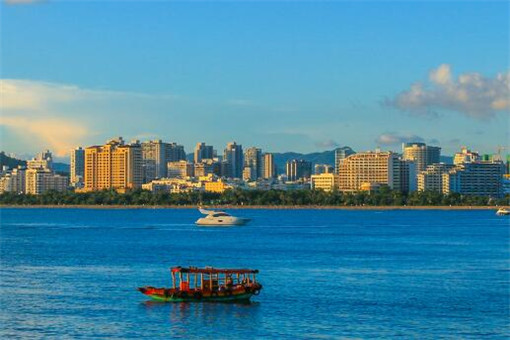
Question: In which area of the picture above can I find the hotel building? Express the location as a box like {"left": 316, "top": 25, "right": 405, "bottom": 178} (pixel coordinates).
{"left": 443, "top": 161, "right": 505, "bottom": 198}
{"left": 334, "top": 147, "right": 355, "bottom": 174}
{"left": 142, "top": 140, "right": 186, "bottom": 182}
{"left": 337, "top": 151, "right": 402, "bottom": 192}
{"left": 417, "top": 163, "right": 454, "bottom": 192}
{"left": 310, "top": 173, "right": 337, "bottom": 192}
{"left": 83, "top": 138, "right": 143, "bottom": 192}
{"left": 167, "top": 160, "right": 194, "bottom": 178}
{"left": 453, "top": 147, "right": 481, "bottom": 165}
{"left": 25, "top": 168, "right": 68, "bottom": 195}
{"left": 402, "top": 142, "right": 441, "bottom": 173}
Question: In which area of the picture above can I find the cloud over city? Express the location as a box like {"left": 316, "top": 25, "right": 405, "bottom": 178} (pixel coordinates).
{"left": 385, "top": 64, "right": 510, "bottom": 119}
{"left": 0, "top": 79, "right": 172, "bottom": 156}
{"left": 375, "top": 133, "right": 425, "bottom": 146}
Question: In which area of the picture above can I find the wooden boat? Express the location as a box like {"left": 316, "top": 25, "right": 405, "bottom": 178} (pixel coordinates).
{"left": 137, "top": 266, "right": 262, "bottom": 302}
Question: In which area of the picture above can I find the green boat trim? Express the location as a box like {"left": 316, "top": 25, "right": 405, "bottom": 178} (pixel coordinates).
{"left": 145, "top": 292, "right": 254, "bottom": 303}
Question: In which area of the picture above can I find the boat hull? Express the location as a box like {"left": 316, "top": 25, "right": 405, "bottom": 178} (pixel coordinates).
{"left": 138, "top": 285, "right": 261, "bottom": 303}
{"left": 144, "top": 292, "right": 254, "bottom": 302}
{"left": 195, "top": 218, "right": 251, "bottom": 226}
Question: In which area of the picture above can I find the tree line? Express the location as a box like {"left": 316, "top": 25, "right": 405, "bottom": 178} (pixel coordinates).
{"left": 0, "top": 187, "right": 507, "bottom": 206}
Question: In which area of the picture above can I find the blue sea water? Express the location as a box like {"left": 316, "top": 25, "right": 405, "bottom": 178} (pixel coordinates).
{"left": 0, "top": 208, "right": 508, "bottom": 339}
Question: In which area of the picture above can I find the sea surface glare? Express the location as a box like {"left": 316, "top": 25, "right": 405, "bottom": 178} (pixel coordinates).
{"left": 0, "top": 208, "right": 509, "bottom": 339}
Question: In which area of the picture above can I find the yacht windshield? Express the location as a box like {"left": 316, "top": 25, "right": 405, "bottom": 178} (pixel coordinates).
{"left": 212, "top": 213, "right": 231, "bottom": 217}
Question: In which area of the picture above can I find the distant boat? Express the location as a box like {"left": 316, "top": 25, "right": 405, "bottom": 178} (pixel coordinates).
{"left": 496, "top": 208, "right": 510, "bottom": 216}
{"left": 138, "top": 266, "right": 262, "bottom": 302}
{"left": 195, "top": 208, "right": 251, "bottom": 226}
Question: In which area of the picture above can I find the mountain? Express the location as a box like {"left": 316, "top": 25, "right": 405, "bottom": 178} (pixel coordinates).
{"left": 0, "top": 152, "right": 27, "bottom": 170}
{"left": 273, "top": 147, "right": 355, "bottom": 174}
{"left": 53, "top": 163, "right": 70, "bottom": 174}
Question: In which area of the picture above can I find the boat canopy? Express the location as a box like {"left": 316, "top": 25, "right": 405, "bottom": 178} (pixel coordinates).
{"left": 171, "top": 266, "right": 259, "bottom": 274}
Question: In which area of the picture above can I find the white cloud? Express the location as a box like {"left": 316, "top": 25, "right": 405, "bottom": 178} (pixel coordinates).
{"left": 385, "top": 64, "right": 510, "bottom": 119}
{"left": 376, "top": 133, "right": 425, "bottom": 146}
{"left": 315, "top": 139, "right": 340, "bottom": 149}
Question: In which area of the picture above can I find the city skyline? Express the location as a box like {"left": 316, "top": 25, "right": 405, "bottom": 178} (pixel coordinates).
{"left": 1, "top": 1, "right": 509, "bottom": 157}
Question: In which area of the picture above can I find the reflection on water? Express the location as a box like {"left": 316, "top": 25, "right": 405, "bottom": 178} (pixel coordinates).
{"left": 1, "top": 208, "right": 509, "bottom": 338}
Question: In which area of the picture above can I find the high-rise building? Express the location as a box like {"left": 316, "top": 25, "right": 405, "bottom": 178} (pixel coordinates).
{"left": 194, "top": 143, "right": 215, "bottom": 163}
{"left": 453, "top": 147, "right": 481, "bottom": 165}
{"left": 27, "top": 150, "right": 53, "bottom": 170}
{"left": 334, "top": 147, "right": 355, "bottom": 174}
{"left": 443, "top": 161, "right": 505, "bottom": 198}
{"left": 417, "top": 163, "right": 454, "bottom": 192}
{"left": 242, "top": 166, "right": 255, "bottom": 181}
{"left": 263, "top": 153, "right": 277, "bottom": 179}
{"left": 286, "top": 159, "right": 312, "bottom": 181}
{"left": 314, "top": 164, "right": 334, "bottom": 175}
{"left": 402, "top": 142, "right": 441, "bottom": 173}
{"left": 166, "top": 143, "right": 186, "bottom": 162}
{"left": 142, "top": 140, "right": 187, "bottom": 182}
{"left": 194, "top": 159, "right": 217, "bottom": 177}
{"left": 84, "top": 138, "right": 142, "bottom": 192}
{"left": 25, "top": 168, "right": 68, "bottom": 195}
{"left": 0, "top": 167, "right": 26, "bottom": 194}
{"left": 70, "top": 147, "right": 85, "bottom": 187}
{"left": 224, "top": 142, "right": 243, "bottom": 179}
{"left": 337, "top": 151, "right": 402, "bottom": 192}
{"left": 244, "top": 147, "right": 262, "bottom": 180}
{"left": 398, "top": 159, "right": 417, "bottom": 193}
{"left": 311, "top": 173, "right": 337, "bottom": 192}
{"left": 167, "top": 161, "right": 194, "bottom": 178}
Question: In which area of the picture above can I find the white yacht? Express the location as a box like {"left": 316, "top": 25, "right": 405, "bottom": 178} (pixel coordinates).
{"left": 496, "top": 208, "right": 510, "bottom": 216}
{"left": 195, "top": 208, "right": 251, "bottom": 226}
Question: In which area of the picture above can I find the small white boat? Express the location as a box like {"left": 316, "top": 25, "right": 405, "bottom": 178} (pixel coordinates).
{"left": 496, "top": 208, "right": 510, "bottom": 216}
{"left": 195, "top": 208, "right": 251, "bottom": 226}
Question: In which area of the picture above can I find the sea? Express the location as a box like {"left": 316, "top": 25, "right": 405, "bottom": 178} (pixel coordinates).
{"left": 0, "top": 208, "right": 508, "bottom": 339}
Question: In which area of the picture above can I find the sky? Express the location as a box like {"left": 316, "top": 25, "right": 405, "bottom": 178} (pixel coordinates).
{"left": 0, "top": 0, "right": 509, "bottom": 160}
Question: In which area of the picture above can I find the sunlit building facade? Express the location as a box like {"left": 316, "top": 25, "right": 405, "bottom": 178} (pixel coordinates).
{"left": 84, "top": 138, "right": 143, "bottom": 192}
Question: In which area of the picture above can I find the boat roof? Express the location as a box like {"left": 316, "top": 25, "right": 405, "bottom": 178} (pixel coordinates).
{"left": 198, "top": 208, "right": 230, "bottom": 215}
{"left": 171, "top": 266, "right": 258, "bottom": 274}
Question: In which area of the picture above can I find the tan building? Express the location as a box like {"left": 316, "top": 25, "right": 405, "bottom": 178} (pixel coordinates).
{"left": 311, "top": 173, "right": 337, "bottom": 192}
{"left": 204, "top": 180, "right": 231, "bottom": 193}
{"left": 338, "top": 151, "right": 401, "bottom": 192}
{"left": 25, "top": 168, "right": 68, "bottom": 195}
{"left": 0, "top": 167, "right": 26, "bottom": 194}
{"left": 167, "top": 161, "right": 194, "bottom": 178}
{"left": 27, "top": 150, "right": 53, "bottom": 170}
{"left": 263, "top": 153, "right": 276, "bottom": 179}
{"left": 194, "top": 159, "right": 217, "bottom": 177}
{"left": 453, "top": 147, "right": 481, "bottom": 165}
{"left": 83, "top": 138, "right": 142, "bottom": 193}
{"left": 142, "top": 178, "right": 200, "bottom": 193}
{"left": 417, "top": 163, "right": 453, "bottom": 192}
{"left": 402, "top": 142, "right": 441, "bottom": 173}
{"left": 142, "top": 140, "right": 187, "bottom": 181}
{"left": 244, "top": 147, "right": 262, "bottom": 179}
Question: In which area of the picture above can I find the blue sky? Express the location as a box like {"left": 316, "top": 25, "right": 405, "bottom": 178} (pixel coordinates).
{"left": 0, "top": 0, "right": 508, "bottom": 158}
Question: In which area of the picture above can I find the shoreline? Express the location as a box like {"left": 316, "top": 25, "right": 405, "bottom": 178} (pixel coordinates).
{"left": 0, "top": 204, "right": 504, "bottom": 210}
